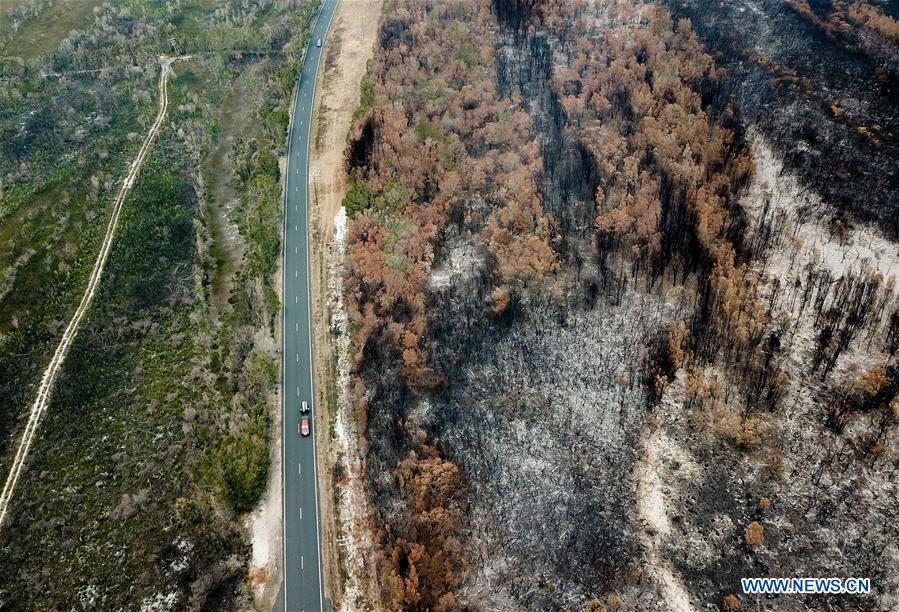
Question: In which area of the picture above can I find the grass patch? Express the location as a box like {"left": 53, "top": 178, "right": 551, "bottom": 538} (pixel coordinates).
{"left": 1, "top": 0, "right": 103, "bottom": 60}
{"left": 351, "top": 57, "right": 376, "bottom": 126}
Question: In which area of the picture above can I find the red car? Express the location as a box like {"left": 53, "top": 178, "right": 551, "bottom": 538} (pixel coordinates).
{"left": 300, "top": 418, "right": 310, "bottom": 437}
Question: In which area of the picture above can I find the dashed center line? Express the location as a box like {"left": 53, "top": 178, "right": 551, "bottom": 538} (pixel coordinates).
{"left": 283, "top": 5, "right": 337, "bottom": 608}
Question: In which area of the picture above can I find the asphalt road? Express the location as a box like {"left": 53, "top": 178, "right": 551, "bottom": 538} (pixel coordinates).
{"left": 281, "top": 1, "right": 339, "bottom": 610}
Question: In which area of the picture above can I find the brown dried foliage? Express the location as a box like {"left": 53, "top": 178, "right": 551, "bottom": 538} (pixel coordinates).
{"left": 345, "top": 0, "right": 560, "bottom": 606}
{"left": 549, "top": 0, "right": 767, "bottom": 357}
{"left": 744, "top": 521, "right": 765, "bottom": 550}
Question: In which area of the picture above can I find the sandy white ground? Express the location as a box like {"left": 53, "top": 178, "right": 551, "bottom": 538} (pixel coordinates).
{"left": 636, "top": 425, "right": 699, "bottom": 612}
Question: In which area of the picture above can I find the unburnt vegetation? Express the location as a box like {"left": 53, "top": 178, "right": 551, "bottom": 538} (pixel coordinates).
{"left": 0, "top": 0, "right": 319, "bottom": 607}
{"left": 343, "top": 0, "right": 899, "bottom": 609}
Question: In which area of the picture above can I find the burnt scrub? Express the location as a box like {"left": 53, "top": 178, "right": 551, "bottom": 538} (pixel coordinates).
{"left": 663, "top": 0, "right": 899, "bottom": 234}
{"left": 345, "top": 0, "right": 899, "bottom": 610}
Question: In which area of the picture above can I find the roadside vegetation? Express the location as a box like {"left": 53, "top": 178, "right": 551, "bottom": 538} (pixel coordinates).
{"left": 0, "top": 0, "right": 319, "bottom": 607}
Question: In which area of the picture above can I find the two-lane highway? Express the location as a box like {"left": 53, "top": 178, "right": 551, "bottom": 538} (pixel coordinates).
{"left": 281, "top": 1, "right": 339, "bottom": 610}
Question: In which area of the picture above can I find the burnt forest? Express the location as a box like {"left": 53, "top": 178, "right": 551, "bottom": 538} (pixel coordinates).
{"left": 338, "top": 0, "right": 899, "bottom": 610}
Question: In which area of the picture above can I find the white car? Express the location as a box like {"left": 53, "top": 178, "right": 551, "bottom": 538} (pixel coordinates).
{"left": 300, "top": 400, "right": 310, "bottom": 415}
{"left": 316, "top": 38, "right": 322, "bottom": 48}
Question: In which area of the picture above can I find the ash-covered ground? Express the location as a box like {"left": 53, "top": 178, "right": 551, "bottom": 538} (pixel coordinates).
{"left": 350, "top": 1, "right": 899, "bottom": 610}
{"left": 663, "top": 0, "right": 899, "bottom": 233}
{"left": 424, "top": 242, "right": 690, "bottom": 609}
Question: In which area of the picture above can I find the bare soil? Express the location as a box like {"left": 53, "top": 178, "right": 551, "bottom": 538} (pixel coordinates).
{"left": 309, "top": 0, "right": 380, "bottom": 243}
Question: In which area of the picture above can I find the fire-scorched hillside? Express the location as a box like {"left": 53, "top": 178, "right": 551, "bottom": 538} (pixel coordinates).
{"left": 340, "top": 0, "right": 899, "bottom": 610}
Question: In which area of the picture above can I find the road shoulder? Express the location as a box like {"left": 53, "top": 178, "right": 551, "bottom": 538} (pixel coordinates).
{"left": 307, "top": 1, "right": 383, "bottom": 608}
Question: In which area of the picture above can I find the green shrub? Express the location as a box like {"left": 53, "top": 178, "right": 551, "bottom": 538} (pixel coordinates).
{"left": 353, "top": 58, "right": 376, "bottom": 124}
{"left": 220, "top": 433, "right": 270, "bottom": 513}
{"left": 344, "top": 180, "right": 374, "bottom": 218}
{"left": 374, "top": 179, "right": 411, "bottom": 214}
{"left": 252, "top": 148, "right": 280, "bottom": 182}
{"left": 262, "top": 105, "right": 290, "bottom": 143}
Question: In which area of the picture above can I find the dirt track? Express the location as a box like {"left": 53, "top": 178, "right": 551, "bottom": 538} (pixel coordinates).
{"left": 310, "top": 0, "right": 380, "bottom": 242}
{"left": 0, "top": 56, "right": 186, "bottom": 529}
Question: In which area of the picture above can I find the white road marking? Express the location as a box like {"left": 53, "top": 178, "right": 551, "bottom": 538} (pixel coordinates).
{"left": 282, "top": 6, "right": 337, "bottom": 609}
{"left": 299, "top": 463, "right": 302, "bottom": 475}
{"left": 295, "top": 270, "right": 298, "bottom": 278}
{"left": 295, "top": 323, "right": 299, "bottom": 332}
{"left": 296, "top": 353, "right": 299, "bottom": 363}
{"left": 295, "top": 246, "right": 298, "bottom": 254}
{"left": 299, "top": 506, "right": 303, "bottom": 519}
{"left": 296, "top": 386, "right": 299, "bottom": 397}
{"left": 295, "top": 225, "right": 298, "bottom": 232}
{"left": 295, "top": 296, "right": 298, "bottom": 304}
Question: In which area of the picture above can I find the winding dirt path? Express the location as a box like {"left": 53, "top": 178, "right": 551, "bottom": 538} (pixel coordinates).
{"left": 0, "top": 55, "right": 187, "bottom": 528}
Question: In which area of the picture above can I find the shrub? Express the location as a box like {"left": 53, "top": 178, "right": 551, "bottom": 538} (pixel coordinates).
{"left": 252, "top": 148, "right": 280, "bottom": 182}
{"left": 745, "top": 521, "right": 764, "bottom": 550}
{"left": 488, "top": 286, "right": 511, "bottom": 316}
{"left": 262, "top": 105, "right": 290, "bottom": 143}
{"left": 220, "top": 433, "right": 270, "bottom": 513}
{"left": 718, "top": 408, "right": 769, "bottom": 448}
{"left": 343, "top": 181, "right": 374, "bottom": 218}
{"left": 859, "top": 366, "right": 890, "bottom": 397}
